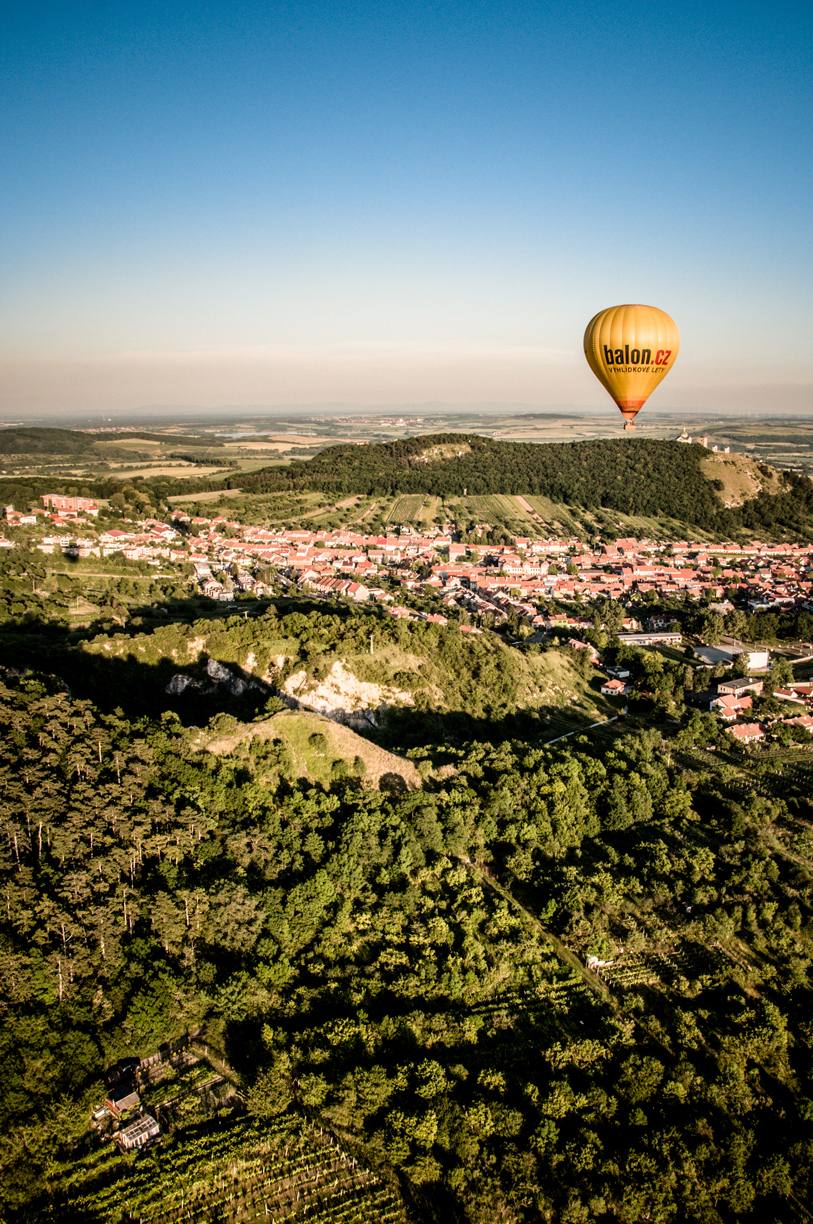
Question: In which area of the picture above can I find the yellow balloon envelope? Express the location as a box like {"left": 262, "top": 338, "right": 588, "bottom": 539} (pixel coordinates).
{"left": 584, "top": 304, "right": 680, "bottom": 429}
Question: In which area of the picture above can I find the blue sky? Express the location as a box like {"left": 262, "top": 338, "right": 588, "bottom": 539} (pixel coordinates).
{"left": 1, "top": 0, "right": 811, "bottom": 416}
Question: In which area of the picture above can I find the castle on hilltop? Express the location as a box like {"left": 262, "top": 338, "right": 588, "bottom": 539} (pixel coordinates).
{"left": 676, "top": 431, "right": 730, "bottom": 453}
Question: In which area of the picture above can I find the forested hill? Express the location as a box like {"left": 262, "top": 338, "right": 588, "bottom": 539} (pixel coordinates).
{"left": 0, "top": 426, "right": 204, "bottom": 454}
{"left": 3, "top": 658, "right": 813, "bottom": 1221}
{"left": 0, "top": 426, "right": 93, "bottom": 455}
{"left": 232, "top": 435, "right": 813, "bottom": 535}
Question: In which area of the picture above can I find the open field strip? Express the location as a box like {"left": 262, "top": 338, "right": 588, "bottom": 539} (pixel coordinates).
{"left": 592, "top": 508, "right": 717, "bottom": 541}
{"left": 414, "top": 494, "right": 442, "bottom": 525}
{"left": 229, "top": 457, "right": 292, "bottom": 472}
{"left": 168, "top": 488, "right": 247, "bottom": 504}
{"left": 45, "top": 568, "right": 177, "bottom": 581}
{"left": 95, "top": 437, "right": 165, "bottom": 451}
{"left": 523, "top": 495, "right": 587, "bottom": 534}
{"left": 107, "top": 464, "right": 230, "bottom": 479}
{"left": 462, "top": 494, "right": 507, "bottom": 525}
{"left": 461, "top": 494, "right": 535, "bottom": 531}
{"left": 223, "top": 440, "right": 310, "bottom": 452}
{"left": 348, "top": 497, "right": 390, "bottom": 526}
{"left": 223, "top": 433, "right": 356, "bottom": 448}
{"left": 474, "top": 494, "right": 523, "bottom": 528}
{"left": 497, "top": 493, "right": 548, "bottom": 530}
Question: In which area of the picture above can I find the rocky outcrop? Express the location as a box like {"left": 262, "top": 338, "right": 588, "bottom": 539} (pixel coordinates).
{"left": 282, "top": 660, "right": 413, "bottom": 726}
{"left": 165, "top": 658, "right": 264, "bottom": 698}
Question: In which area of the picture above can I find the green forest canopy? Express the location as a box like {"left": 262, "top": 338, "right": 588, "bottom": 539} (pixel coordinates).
{"left": 3, "top": 429, "right": 812, "bottom": 539}
{"left": 2, "top": 626, "right": 813, "bottom": 1221}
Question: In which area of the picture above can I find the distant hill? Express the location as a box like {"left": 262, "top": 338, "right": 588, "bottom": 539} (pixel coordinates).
{"left": 3, "top": 427, "right": 810, "bottom": 538}
{"left": 232, "top": 435, "right": 813, "bottom": 536}
{"left": 0, "top": 427, "right": 92, "bottom": 455}
{"left": 0, "top": 426, "right": 205, "bottom": 456}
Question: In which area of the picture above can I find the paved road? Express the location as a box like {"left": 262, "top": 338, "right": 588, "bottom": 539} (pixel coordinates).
{"left": 542, "top": 713, "right": 622, "bottom": 746}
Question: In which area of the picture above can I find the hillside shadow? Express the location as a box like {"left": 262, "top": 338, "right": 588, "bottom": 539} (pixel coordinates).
{"left": 24, "top": 588, "right": 346, "bottom": 643}
{"left": 0, "top": 602, "right": 627, "bottom": 750}
{"left": 0, "top": 613, "right": 275, "bottom": 724}
{"left": 371, "top": 703, "right": 616, "bottom": 752}
{"left": 0, "top": 592, "right": 361, "bottom": 716}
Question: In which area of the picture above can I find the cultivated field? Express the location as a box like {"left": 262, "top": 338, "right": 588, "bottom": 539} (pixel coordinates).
{"left": 37, "top": 1113, "right": 409, "bottom": 1224}
{"left": 107, "top": 463, "right": 229, "bottom": 479}
{"left": 167, "top": 487, "right": 725, "bottom": 541}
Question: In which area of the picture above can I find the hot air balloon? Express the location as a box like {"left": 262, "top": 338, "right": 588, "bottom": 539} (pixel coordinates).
{"left": 584, "top": 304, "right": 680, "bottom": 430}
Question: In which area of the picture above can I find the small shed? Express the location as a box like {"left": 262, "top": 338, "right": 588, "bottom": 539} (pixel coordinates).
{"left": 117, "top": 1114, "right": 160, "bottom": 1152}
{"left": 106, "top": 1087, "right": 140, "bottom": 1116}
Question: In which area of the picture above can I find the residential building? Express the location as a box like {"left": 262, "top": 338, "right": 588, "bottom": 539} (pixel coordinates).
{"left": 41, "top": 493, "right": 99, "bottom": 516}
{"left": 717, "top": 677, "right": 764, "bottom": 697}
{"left": 601, "top": 678, "right": 628, "bottom": 696}
{"left": 617, "top": 631, "right": 683, "bottom": 646}
{"left": 710, "top": 694, "right": 753, "bottom": 721}
{"left": 728, "top": 723, "right": 764, "bottom": 744}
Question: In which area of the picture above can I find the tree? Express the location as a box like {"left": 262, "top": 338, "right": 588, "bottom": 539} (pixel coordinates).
{"left": 700, "top": 612, "right": 724, "bottom": 645}
{"left": 767, "top": 656, "right": 794, "bottom": 692}
{"left": 246, "top": 1059, "right": 293, "bottom": 1116}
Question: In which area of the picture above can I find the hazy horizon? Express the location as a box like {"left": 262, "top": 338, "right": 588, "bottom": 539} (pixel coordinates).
{"left": 4, "top": 404, "right": 813, "bottom": 432}
{"left": 2, "top": 2, "right": 811, "bottom": 418}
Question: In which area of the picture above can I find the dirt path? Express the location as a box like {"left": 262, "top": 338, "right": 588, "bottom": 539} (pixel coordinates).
{"left": 462, "top": 857, "right": 618, "bottom": 1009}
{"left": 46, "top": 568, "right": 175, "bottom": 579}
{"left": 513, "top": 494, "right": 548, "bottom": 529}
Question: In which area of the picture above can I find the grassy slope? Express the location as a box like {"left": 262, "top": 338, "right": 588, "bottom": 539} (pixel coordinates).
{"left": 701, "top": 450, "right": 783, "bottom": 506}
{"left": 330, "top": 639, "right": 609, "bottom": 721}
{"left": 167, "top": 488, "right": 725, "bottom": 539}
{"left": 204, "top": 707, "right": 422, "bottom": 789}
